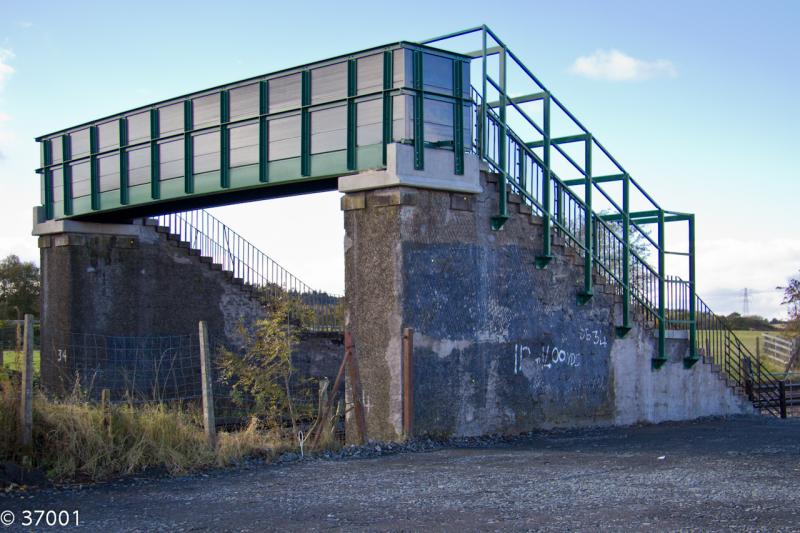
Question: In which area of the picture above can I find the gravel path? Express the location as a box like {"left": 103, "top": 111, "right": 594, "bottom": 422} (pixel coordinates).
{"left": 2, "top": 416, "right": 799, "bottom": 532}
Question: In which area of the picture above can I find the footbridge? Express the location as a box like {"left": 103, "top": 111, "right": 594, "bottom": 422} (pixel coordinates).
{"left": 33, "top": 26, "right": 785, "bottom": 440}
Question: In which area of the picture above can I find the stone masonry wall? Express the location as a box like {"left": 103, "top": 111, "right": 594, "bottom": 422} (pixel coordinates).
{"left": 343, "top": 172, "right": 753, "bottom": 441}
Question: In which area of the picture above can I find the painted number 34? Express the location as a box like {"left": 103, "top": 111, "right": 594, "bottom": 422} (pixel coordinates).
{"left": 578, "top": 328, "right": 607, "bottom": 346}
{"left": 57, "top": 349, "right": 68, "bottom": 362}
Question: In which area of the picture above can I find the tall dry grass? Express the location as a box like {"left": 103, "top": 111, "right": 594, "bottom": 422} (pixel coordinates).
{"left": 0, "top": 370, "right": 341, "bottom": 482}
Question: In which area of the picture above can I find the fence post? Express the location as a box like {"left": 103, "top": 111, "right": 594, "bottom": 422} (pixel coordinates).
{"left": 101, "top": 388, "right": 112, "bottom": 438}
{"left": 402, "top": 327, "right": 414, "bottom": 439}
{"left": 779, "top": 380, "right": 787, "bottom": 419}
{"left": 198, "top": 321, "right": 216, "bottom": 449}
{"left": 18, "top": 314, "right": 34, "bottom": 449}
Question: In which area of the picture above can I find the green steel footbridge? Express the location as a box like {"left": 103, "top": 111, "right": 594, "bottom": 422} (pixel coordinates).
{"left": 34, "top": 26, "right": 787, "bottom": 416}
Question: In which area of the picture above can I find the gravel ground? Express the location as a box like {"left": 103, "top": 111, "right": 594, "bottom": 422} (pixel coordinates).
{"left": 2, "top": 416, "right": 800, "bottom": 532}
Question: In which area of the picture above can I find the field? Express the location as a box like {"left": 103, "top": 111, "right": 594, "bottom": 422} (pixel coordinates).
{"left": 1, "top": 350, "right": 41, "bottom": 374}
{"left": 697, "top": 330, "right": 793, "bottom": 375}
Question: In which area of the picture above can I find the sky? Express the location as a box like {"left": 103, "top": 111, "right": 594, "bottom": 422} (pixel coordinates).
{"left": 0, "top": 0, "right": 797, "bottom": 318}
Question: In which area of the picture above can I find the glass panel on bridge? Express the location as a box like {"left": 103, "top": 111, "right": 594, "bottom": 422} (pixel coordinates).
{"left": 98, "top": 121, "right": 119, "bottom": 151}
{"left": 98, "top": 153, "right": 120, "bottom": 192}
{"left": 193, "top": 94, "right": 220, "bottom": 129}
{"left": 356, "top": 98, "right": 382, "bottom": 146}
{"left": 229, "top": 121, "right": 258, "bottom": 168}
{"left": 230, "top": 84, "right": 259, "bottom": 120}
{"left": 128, "top": 145, "right": 151, "bottom": 186}
{"left": 159, "top": 103, "right": 183, "bottom": 137}
{"left": 160, "top": 138, "right": 184, "bottom": 180}
{"left": 70, "top": 129, "right": 90, "bottom": 159}
{"left": 128, "top": 112, "right": 150, "bottom": 144}
{"left": 192, "top": 131, "right": 219, "bottom": 173}
{"left": 71, "top": 160, "right": 91, "bottom": 198}
{"left": 269, "top": 74, "right": 301, "bottom": 114}
{"left": 357, "top": 54, "right": 382, "bottom": 95}
{"left": 269, "top": 115, "right": 301, "bottom": 161}
{"left": 311, "top": 63, "right": 347, "bottom": 105}
{"left": 311, "top": 106, "right": 346, "bottom": 154}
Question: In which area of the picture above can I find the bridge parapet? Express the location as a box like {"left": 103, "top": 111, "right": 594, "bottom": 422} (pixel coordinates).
{"left": 35, "top": 43, "right": 471, "bottom": 221}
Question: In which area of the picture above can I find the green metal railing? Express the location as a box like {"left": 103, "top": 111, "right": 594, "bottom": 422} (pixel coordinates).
{"left": 425, "top": 26, "right": 784, "bottom": 414}
{"left": 154, "top": 209, "right": 343, "bottom": 333}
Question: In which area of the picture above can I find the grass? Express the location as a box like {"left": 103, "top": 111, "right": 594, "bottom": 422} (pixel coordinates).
{"left": 0, "top": 372, "right": 340, "bottom": 483}
{"left": 2, "top": 350, "right": 41, "bottom": 375}
{"left": 698, "top": 330, "right": 794, "bottom": 375}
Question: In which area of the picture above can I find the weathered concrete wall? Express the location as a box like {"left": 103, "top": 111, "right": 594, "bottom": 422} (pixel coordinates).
{"left": 342, "top": 170, "right": 753, "bottom": 441}
{"left": 37, "top": 221, "right": 343, "bottom": 397}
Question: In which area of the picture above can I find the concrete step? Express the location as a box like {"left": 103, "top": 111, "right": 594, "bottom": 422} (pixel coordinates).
{"left": 199, "top": 256, "right": 212, "bottom": 264}
{"left": 210, "top": 263, "right": 222, "bottom": 271}
{"left": 188, "top": 249, "right": 201, "bottom": 256}
{"left": 156, "top": 226, "right": 171, "bottom": 234}
{"left": 144, "top": 219, "right": 159, "bottom": 227}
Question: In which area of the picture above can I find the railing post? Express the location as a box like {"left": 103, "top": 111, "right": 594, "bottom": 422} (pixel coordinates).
{"left": 684, "top": 214, "right": 699, "bottom": 368}
{"left": 536, "top": 93, "right": 553, "bottom": 268}
{"left": 490, "top": 45, "right": 509, "bottom": 230}
{"left": 578, "top": 135, "right": 593, "bottom": 304}
{"left": 382, "top": 51, "right": 393, "bottom": 166}
{"left": 616, "top": 173, "right": 631, "bottom": 337}
{"left": 779, "top": 380, "right": 787, "bottom": 419}
{"left": 18, "top": 314, "right": 34, "bottom": 449}
{"left": 478, "top": 26, "right": 488, "bottom": 160}
{"left": 198, "top": 321, "right": 216, "bottom": 450}
{"left": 412, "top": 50, "right": 425, "bottom": 171}
{"left": 452, "top": 59, "right": 464, "bottom": 176}
{"left": 653, "top": 209, "right": 667, "bottom": 369}
{"left": 184, "top": 99, "right": 194, "bottom": 193}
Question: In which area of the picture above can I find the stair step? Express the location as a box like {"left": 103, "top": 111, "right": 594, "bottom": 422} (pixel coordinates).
{"left": 210, "top": 263, "right": 222, "bottom": 271}
{"left": 156, "top": 226, "right": 170, "bottom": 234}
{"left": 199, "top": 256, "right": 212, "bottom": 264}
{"left": 232, "top": 277, "right": 244, "bottom": 285}
{"left": 144, "top": 219, "right": 159, "bottom": 227}
{"left": 177, "top": 241, "right": 190, "bottom": 249}
{"left": 189, "top": 249, "right": 201, "bottom": 256}
{"left": 167, "top": 234, "right": 180, "bottom": 241}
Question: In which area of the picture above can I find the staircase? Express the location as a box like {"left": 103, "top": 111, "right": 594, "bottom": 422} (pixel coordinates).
{"left": 147, "top": 210, "right": 343, "bottom": 333}
{"left": 423, "top": 26, "right": 787, "bottom": 417}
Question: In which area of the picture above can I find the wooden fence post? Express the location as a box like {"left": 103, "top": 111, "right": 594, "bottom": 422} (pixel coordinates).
{"left": 198, "top": 321, "right": 216, "bottom": 449}
{"left": 402, "top": 327, "right": 414, "bottom": 438}
{"left": 18, "top": 314, "right": 34, "bottom": 449}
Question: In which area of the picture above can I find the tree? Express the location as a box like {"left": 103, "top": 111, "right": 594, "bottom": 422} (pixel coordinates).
{"left": 0, "top": 255, "right": 40, "bottom": 320}
{"left": 780, "top": 271, "right": 800, "bottom": 334}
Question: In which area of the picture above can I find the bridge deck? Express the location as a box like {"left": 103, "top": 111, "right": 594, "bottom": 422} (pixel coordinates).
{"left": 35, "top": 42, "right": 471, "bottom": 221}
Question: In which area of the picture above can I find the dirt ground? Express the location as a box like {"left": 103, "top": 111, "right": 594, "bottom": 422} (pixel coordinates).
{"left": 2, "top": 416, "right": 799, "bottom": 532}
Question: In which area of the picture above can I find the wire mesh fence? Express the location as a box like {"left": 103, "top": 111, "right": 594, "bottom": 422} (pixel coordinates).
{"left": 38, "top": 328, "right": 347, "bottom": 440}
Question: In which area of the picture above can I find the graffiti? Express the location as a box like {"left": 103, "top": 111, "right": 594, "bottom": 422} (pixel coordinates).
{"left": 577, "top": 327, "right": 607, "bottom": 347}
{"left": 513, "top": 343, "right": 582, "bottom": 374}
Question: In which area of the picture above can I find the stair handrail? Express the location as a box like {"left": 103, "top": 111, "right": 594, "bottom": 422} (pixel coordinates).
{"left": 155, "top": 210, "right": 343, "bottom": 333}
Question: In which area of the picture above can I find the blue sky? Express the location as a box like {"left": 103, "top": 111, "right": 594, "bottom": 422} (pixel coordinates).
{"left": 0, "top": 0, "right": 797, "bottom": 318}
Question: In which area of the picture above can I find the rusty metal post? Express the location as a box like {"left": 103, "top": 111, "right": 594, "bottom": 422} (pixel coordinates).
{"left": 198, "top": 321, "right": 216, "bottom": 449}
{"left": 18, "top": 314, "right": 34, "bottom": 449}
{"left": 402, "top": 327, "right": 414, "bottom": 438}
{"left": 345, "top": 331, "right": 367, "bottom": 444}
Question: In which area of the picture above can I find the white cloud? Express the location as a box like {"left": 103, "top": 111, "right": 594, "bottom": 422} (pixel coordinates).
{"left": 569, "top": 49, "right": 677, "bottom": 81}
{"left": 16, "top": 21, "right": 33, "bottom": 29}
{"left": 0, "top": 48, "right": 15, "bottom": 89}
